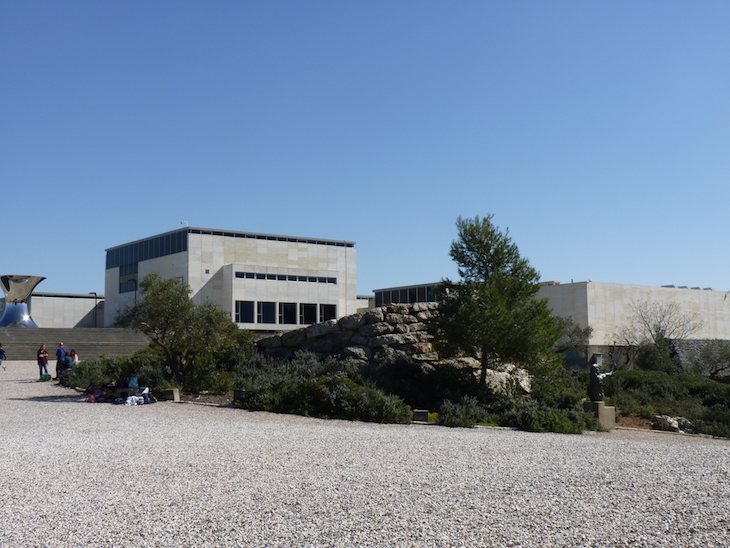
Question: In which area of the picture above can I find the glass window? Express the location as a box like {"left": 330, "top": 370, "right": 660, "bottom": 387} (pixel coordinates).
{"left": 257, "top": 302, "right": 276, "bottom": 324}
{"left": 408, "top": 288, "right": 417, "bottom": 303}
{"left": 320, "top": 304, "right": 336, "bottom": 322}
{"left": 300, "top": 303, "right": 317, "bottom": 325}
{"left": 279, "top": 303, "right": 297, "bottom": 324}
{"left": 119, "top": 279, "right": 137, "bottom": 294}
{"left": 235, "top": 301, "right": 254, "bottom": 323}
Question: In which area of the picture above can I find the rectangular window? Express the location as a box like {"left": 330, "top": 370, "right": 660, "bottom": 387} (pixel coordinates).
{"left": 257, "top": 302, "right": 276, "bottom": 324}
{"left": 119, "top": 279, "right": 137, "bottom": 294}
{"left": 235, "top": 301, "right": 254, "bottom": 323}
{"left": 300, "top": 303, "right": 317, "bottom": 325}
{"left": 279, "top": 303, "right": 297, "bottom": 324}
{"left": 320, "top": 304, "right": 336, "bottom": 322}
{"left": 408, "top": 288, "right": 417, "bottom": 303}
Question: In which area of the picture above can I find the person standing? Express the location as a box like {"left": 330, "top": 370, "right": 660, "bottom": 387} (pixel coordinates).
{"left": 55, "top": 342, "right": 66, "bottom": 380}
{"left": 0, "top": 344, "right": 6, "bottom": 371}
{"left": 37, "top": 344, "right": 49, "bottom": 377}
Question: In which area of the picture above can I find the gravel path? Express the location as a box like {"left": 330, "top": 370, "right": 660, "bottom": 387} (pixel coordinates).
{"left": 1, "top": 360, "right": 729, "bottom": 547}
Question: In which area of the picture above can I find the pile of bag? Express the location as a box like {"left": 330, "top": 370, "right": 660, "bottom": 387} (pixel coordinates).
{"left": 85, "top": 376, "right": 157, "bottom": 405}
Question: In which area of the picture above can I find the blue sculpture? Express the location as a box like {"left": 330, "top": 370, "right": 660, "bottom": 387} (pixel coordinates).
{"left": 0, "top": 275, "right": 46, "bottom": 327}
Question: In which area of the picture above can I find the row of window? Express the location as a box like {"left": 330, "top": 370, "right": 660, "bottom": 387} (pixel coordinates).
{"left": 374, "top": 285, "right": 437, "bottom": 307}
{"left": 107, "top": 231, "right": 188, "bottom": 269}
{"left": 188, "top": 228, "right": 354, "bottom": 247}
{"left": 235, "top": 301, "right": 336, "bottom": 325}
{"left": 235, "top": 272, "right": 336, "bottom": 284}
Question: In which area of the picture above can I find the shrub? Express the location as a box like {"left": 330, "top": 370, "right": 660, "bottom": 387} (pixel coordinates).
{"left": 605, "top": 369, "right": 730, "bottom": 436}
{"left": 234, "top": 352, "right": 412, "bottom": 424}
{"left": 438, "top": 396, "right": 488, "bottom": 428}
{"left": 500, "top": 400, "right": 599, "bottom": 434}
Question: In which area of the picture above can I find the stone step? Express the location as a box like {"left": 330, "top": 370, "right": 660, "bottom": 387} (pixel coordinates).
{"left": 0, "top": 328, "right": 150, "bottom": 361}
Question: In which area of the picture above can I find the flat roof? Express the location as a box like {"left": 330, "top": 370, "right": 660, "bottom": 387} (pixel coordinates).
{"left": 106, "top": 226, "right": 355, "bottom": 251}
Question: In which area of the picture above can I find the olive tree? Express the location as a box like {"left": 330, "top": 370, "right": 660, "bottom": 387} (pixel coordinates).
{"left": 116, "top": 272, "right": 250, "bottom": 387}
{"left": 612, "top": 300, "right": 703, "bottom": 370}
{"left": 428, "top": 215, "right": 563, "bottom": 392}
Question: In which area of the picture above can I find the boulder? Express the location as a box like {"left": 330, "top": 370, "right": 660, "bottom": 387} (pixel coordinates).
{"left": 257, "top": 335, "right": 282, "bottom": 349}
{"left": 338, "top": 313, "right": 365, "bottom": 331}
{"left": 281, "top": 329, "right": 306, "bottom": 348}
{"left": 303, "top": 329, "right": 353, "bottom": 353}
{"left": 651, "top": 415, "right": 693, "bottom": 433}
{"left": 358, "top": 322, "right": 394, "bottom": 338}
{"left": 362, "top": 308, "right": 385, "bottom": 324}
{"left": 305, "top": 319, "right": 339, "bottom": 338}
{"left": 342, "top": 345, "right": 373, "bottom": 361}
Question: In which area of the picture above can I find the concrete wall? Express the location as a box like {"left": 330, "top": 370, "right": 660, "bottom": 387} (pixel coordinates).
{"left": 4, "top": 293, "right": 104, "bottom": 329}
{"left": 538, "top": 281, "right": 730, "bottom": 346}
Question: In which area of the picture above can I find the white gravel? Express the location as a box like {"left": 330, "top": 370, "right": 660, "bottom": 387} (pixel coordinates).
{"left": 1, "top": 360, "right": 729, "bottom": 548}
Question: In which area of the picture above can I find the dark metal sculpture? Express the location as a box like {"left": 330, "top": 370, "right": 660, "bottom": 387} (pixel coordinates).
{"left": 0, "top": 275, "right": 46, "bottom": 327}
{"left": 588, "top": 363, "right": 604, "bottom": 401}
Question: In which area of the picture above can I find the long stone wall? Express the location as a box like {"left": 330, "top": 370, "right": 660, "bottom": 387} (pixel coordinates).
{"left": 257, "top": 303, "right": 439, "bottom": 363}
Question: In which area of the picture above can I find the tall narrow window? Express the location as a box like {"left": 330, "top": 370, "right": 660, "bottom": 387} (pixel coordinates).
{"left": 235, "top": 301, "right": 254, "bottom": 323}
{"left": 320, "top": 304, "right": 336, "bottom": 322}
{"left": 257, "top": 302, "right": 276, "bottom": 324}
{"left": 279, "top": 303, "right": 297, "bottom": 324}
{"left": 300, "top": 303, "right": 317, "bottom": 325}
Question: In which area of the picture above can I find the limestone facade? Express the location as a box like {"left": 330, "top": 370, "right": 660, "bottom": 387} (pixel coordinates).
{"left": 537, "top": 281, "right": 730, "bottom": 354}
{"left": 104, "top": 227, "right": 358, "bottom": 332}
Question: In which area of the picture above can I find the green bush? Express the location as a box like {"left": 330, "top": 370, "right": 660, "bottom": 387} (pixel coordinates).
{"left": 605, "top": 369, "right": 730, "bottom": 436}
{"left": 234, "top": 352, "right": 412, "bottom": 424}
{"left": 63, "top": 354, "right": 172, "bottom": 394}
{"left": 500, "top": 400, "right": 599, "bottom": 434}
{"left": 438, "top": 396, "right": 488, "bottom": 427}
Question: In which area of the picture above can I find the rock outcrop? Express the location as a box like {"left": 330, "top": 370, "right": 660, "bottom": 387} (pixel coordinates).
{"left": 258, "top": 303, "right": 439, "bottom": 363}
{"left": 257, "top": 303, "right": 532, "bottom": 396}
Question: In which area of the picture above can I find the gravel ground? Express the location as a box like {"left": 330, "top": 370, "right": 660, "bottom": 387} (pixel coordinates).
{"left": 1, "top": 360, "right": 729, "bottom": 548}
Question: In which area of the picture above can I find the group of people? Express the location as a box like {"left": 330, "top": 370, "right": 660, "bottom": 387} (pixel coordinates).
{"left": 37, "top": 342, "right": 79, "bottom": 380}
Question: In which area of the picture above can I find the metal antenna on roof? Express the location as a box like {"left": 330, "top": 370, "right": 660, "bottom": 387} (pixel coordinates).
{"left": 180, "top": 221, "right": 188, "bottom": 227}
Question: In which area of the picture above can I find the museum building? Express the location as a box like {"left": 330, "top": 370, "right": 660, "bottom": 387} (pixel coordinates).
{"left": 103, "top": 227, "right": 359, "bottom": 333}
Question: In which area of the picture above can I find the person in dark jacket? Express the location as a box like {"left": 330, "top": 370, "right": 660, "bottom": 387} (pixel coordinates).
{"left": 55, "top": 342, "right": 66, "bottom": 380}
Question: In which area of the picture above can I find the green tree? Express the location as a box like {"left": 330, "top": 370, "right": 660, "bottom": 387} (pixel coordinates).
{"left": 428, "top": 215, "right": 562, "bottom": 392}
{"left": 692, "top": 339, "right": 730, "bottom": 379}
{"left": 116, "top": 272, "right": 245, "bottom": 387}
{"left": 555, "top": 317, "right": 593, "bottom": 366}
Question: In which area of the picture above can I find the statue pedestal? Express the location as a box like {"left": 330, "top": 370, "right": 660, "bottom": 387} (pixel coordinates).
{"left": 584, "top": 400, "right": 616, "bottom": 430}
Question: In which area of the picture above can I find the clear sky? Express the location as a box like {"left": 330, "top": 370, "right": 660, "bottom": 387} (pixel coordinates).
{"left": 2, "top": 1, "right": 729, "bottom": 297}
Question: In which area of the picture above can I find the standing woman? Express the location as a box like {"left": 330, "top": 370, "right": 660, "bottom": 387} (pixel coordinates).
{"left": 37, "top": 344, "right": 49, "bottom": 378}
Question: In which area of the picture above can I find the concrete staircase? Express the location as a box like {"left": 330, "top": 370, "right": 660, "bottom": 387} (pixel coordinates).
{"left": 0, "top": 328, "right": 150, "bottom": 361}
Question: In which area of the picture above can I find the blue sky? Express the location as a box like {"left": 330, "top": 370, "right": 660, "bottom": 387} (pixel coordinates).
{"left": 3, "top": 1, "right": 729, "bottom": 296}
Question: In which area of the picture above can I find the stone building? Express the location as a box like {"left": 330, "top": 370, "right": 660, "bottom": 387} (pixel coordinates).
{"left": 104, "top": 227, "right": 359, "bottom": 334}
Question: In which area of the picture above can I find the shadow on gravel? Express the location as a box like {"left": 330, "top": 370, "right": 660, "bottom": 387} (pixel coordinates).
{"left": 10, "top": 394, "right": 86, "bottom": 403}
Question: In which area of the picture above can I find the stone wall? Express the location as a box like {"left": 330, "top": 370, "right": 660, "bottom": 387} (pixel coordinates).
{"left": 257, "top": 303, "right": 439, "bottom": 363}
{"left": 257, "top": 302, "right": 537, "bottom": 397}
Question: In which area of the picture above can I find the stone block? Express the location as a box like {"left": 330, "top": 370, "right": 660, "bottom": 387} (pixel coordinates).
{"left": 584, "top": 400, "right": 616, "bottom": 430}
{"left": 412, "top": 409, "right": 429, "bottom": 422}
{"left": 162, "top": 388, "right": 180, "bottom": 402}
